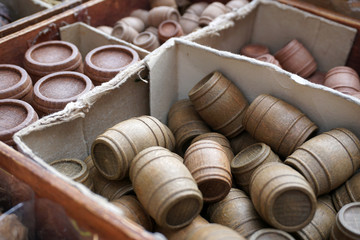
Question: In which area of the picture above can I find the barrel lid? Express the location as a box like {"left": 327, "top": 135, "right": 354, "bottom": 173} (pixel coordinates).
{"left": 249, "top": 228, "right": 295, "bottom": 240}
{"left": 0, "top": 64, "right": 32, "bottom": 100}
{"left": 50, "top": 158, "right": 88, "bottom": 182}
{"left": 337, "top": 202, "right": 360, "bottom": 237}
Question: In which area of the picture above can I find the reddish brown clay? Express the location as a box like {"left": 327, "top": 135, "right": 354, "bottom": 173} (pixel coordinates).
{"left": 185, "top": 2, "right": 209, "bottom": 16}
{"left": 231, "top": 143, "right": 281, "bottom": 193}
{"left": 226, "top": 0, "right": 249, "bottom": 10}
{"left": 148, "top": 6, "right": 180, "bottom": 27}
{"left": 240, "top": 44, "right": 270, "bottom": 58}
{"left": 96, "top": 26, "right": 113, "bottom": 35}
{"left": 207, "top": 188, "right": 266, "bottom": 238}
{"left": 185, "top": 223, "right": 246, "bottom": 240}
{"left": 132, "top": 32, "right": 160, "bottom": 52}
{"left": 189, "top": 71, "right": 249, "bottom": 138}
{"left": 158, "top": 20, "right": 184, "bottom": 43}
{"left": 243, "top": 94, "right": 318, "bottom": 157}
{"left": 274, "top": 39, "right": 317, "bottom": 78}
{"left": 249, "top": 229, "right": 295, "bottom": 240}
{"left": 23, "top": 40, "right": 83, "bottom": 83}
{"left": 307, "top": 71, "right": 326, "bottom": 85}
{"left": 250, "top": 162, "right": 316, "bottom": 232}
{"left": 116, "top": 16, "right": 145, "bottom": 33}
{"left": 332, "top": 172, "right": 360, "bottom": 211}
{"left": 111, "top": 22, "right": 139, "bottom": 43}
{"left": 330, "top": 202, "right": 360, "bottom": 240}
{"left": 130, "top": 9, "right": 150, "bottom": 27}
{"left": 180, "top": 12, "right": 199, "bottom": 34}
{"left": 324, "top": 66, "right": 360, "bottom": 95}
{"left": 184, "top": 140, "right": 232, "bottom": 202}
{"left": 130, "top": 146, "right": 202, "bottom": 229}
{"left": 150, "top": 0, "right": 177, "bottom": 9}
{"left": 256, "top": 54, "right": 282, "bottom": 68}
{"left": 199, "top": 2, "right": 228, "bottom": 27}
{"left": 285, "top": 128, "right": 360, "bottom": 196}
{"left": 350, "top": 91, "right": 360, "bottom": 99}
{"left": 230, "top": 131, "right": 258, "bottom": 154}
{"left": 92, "top": 115, "right": 175, "bottom": 180}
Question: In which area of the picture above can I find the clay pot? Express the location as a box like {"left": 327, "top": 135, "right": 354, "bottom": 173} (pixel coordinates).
{"left": 231, "top": 143, "right": 281, "bottom": 193}
{"left": 50, "top": 158, "right": 93, "bottom": 190}
{"left": 185, "top": 223, "right": 246, "bottom": 240}
{"left": 84, "top": 45, "right": 139, "bottom": 85}
{"left": 111, "top": 22, "right": 139, "bottom": 43}
{"left": 274, "top": 39, "right": 317, "bottom": 78}
{"left": 168, "top": 99, "right": 210, "bottom": 156}
{"left": 130, "top": 146, "right": 203, "bottom": 229}
{"left": 133, "top": 32, "right": 160, "bottom": 52}
{"left": 116, "top": 16, "right": 145, "bottom": 33}
{"left": 0, "top": 64, "right": 33, "bottom": 104}
{"left": 192, "top": 132, "right": 233, "bottom": 162}
{"left": 91, "top": 115, "right": 175, "bottom": 180}
{"left": 32, "top": 71, "right": 93, "bottom": 116}
{"left": 0, "top": 99, "right": 38, "bottom": 147}
{"left": 243, "top": 94, "right": 318, "bottom": 157}
{"left": 250, "top": 162, "right": 316, "bottom": 232}
{"left": 307, "top": 71, "right": 325, "bottom": 85}
{"left": 207, "top": 188, "right": 266, "bottom": 238}
{"left": 330, "top": 202, "right": 360, "bottom": 240}
{"left": 294, "top": 195, "right": 336, "bottom": 240}
{"left": 111, "top": 195, "right": 153, "bottom": 231}
{"left": 150, "top": 0, "right": 177, "bottom": 9}
{"left": 324, "top": 66, "right": 360, "bottom": 95}
{"left": 185, "top": 2, "right": 209, "bottom": 16}
{"left": 180, "top": 12, "right": 199, "bottom": 34}
{"left": 285, "top": 128, "right": 360, "bottom": 196}
{"left": 130, "top": 9, "right": 149, "bottom": 27}
{"left": 148, "top": 6, "right": 180, "bottom": 27}
{"left": 158, "top": 20, "right": 184, "bottom": 43}
{"left": 249, "top": 229, "right": 295, "bottom": 240}
{"left": 23, "top": 40, "right": 83, "bottom": 83}
{"left": 199, "top": 2, "right": 228, "bottom": 27}
{"left": 96, "top": 25, "right": 113, "bottom": 35}
{"left": 230, "top": 131, "right": 258, "bottom": 154}
{"left": 93, "top": 172, "right": 133, "bottom": 200}
{"left": 332, "top": 172, "right": 360, "bottom": 211}
{"left": 189, "top": 71, "right": 249, "bottom": 138}
{"left": 226, "top": 0, "right": 249, "bottom": 11}
{"left": 240, "top": 44, "right": 270, "bottom": 58}
{"left": 145, "top": 26, "right": 158, "bottom": 36}
{"left": 184, "top": 140, "right": 232, "bottom": 202}
{"left": 256, "top": 54, "right": 282, "bottom": 68}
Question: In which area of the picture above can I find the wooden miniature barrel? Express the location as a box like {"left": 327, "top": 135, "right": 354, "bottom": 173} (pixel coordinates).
{"left": 92, "top": 115, "right": 175, "bottom": 180}
{"left": 23, "top": 40, "right": 83, "bottom": 83}
{"left": 180, "top": 12, "right": 199, "bottom": 34}
{"left": 84, "top": 45, "right": 139, "bottom": 85}
{"left": 199, "top": 2, "right": 228, "bottom": 27}
{"left": 93, "top": 172, "right": 134, "bottom": 200}
{"left": 111, "top": 195, "right": 153, "bottom": 231}
{"left": 256, "top": 54, "right": 282, "bottom": 68}
{"left": 184, "top": 140, "right": 232, "bottom": 202}
{"left": 148, "top": 6, "right": 180, "bottom": 27}
{"left": 231, "top": 143, "right": 281, "bottom": 193}
{"left": 330, "top": 202, "right": 360, "bottom": 240}
{"left": 243, "top": 94, "right": 318, "bottom": 157}
{"left": 112, "top": 22, "right": 139, "bottom": 42}
{"left": 150, "top": 0, "right": 177, "bottom": 9}
{"left": 332, "top": 172, "right": 360, "bottom": 211}
{"left": 324, "top": 66, "right": 360, "bottom": 95}
{"left": 185, "top": 2, "right": 208, "bottom": 16}
{"left": 0, "top": 99, "right": 38, "bottom": 147}
{"left": 249, "top": 229, "right": 295, "bottom": 240}
{"left": 192, "top": 132, "right": 233, "bottom": 162}
{"left": 250, "top": 162, "right": 316, "bottom": 232}
{"left": 130, "top": 9, "right": 149, "bottom": 27}
{"left": 129, "top": 146, "right": 203, "bottom": 229}
{"left": 240, "top": 44, "right": 270, "bottom": 58}
{"left": 168, "top": 99, "right": 210, "bottom": 156}
{"left": 158, "top": 20, "right": 184, "bottom": 43}
{"left": 294, "top": 195, "right": 336, "bottom": 240}
{"left": 116, "top": 16, "right": 145, "bottom": 33}
{"left": 185, "top": 223, "right": 246, "bottom": 240}
{"left": 274, "top": 39, "right": 317, "bottom": 78}
{"left": 285, "top": 128, "right": 360, "bottom": 196}
{"left": 207, "top": 188, "right": 266, "bottom": 238}
{"left": 32, "top": 71, "right": 93, "bottom": 116}
{"left": 50, "top": 158, "right": 94, "bottom": 190}
{"left": 226, "top": 0, "right": 249, "bottom": 10}
{"left": 0, "top": 64, "right": 33, "bottom": 104}
{"left": 230, "top": 131, "right": 258, "bottom": 154}
{"left": 189, "top": 71, "right": 249, "bottom": 138}
{"left": 132, "top": 32, "right": 160, "bottom": 52}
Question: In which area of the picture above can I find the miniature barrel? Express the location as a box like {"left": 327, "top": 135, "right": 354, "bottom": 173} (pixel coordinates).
{"left": 158, "top": 20, "right": 184, "bottom": 43}
{"left": 240, "top": 44, "right": 269, "bottom": 58}
{"left": 168, "top": 99, "right": 210, "bottom": 156}
{"left": 307, "top": 71, "right": 325, "bottom": 85}
{"left": 332, "top": 171, "right": 360, "bottom": 211}
{"left": 111, "top": 195, "right": 153, "bottom": 231}
{"left": 185, "top": 223, "right": 246, "bottom": 240}
{"left": 231, "top": 143, "right": 281, "bottom": 193}
{"left": 249, "top": 229, "right": 295, "bottom": 240}
{"left": 192, "top": 132, "right": 233, "bottom": 162}
{"left": 150, "top": 0, "right": 177, "bottom": 9}
{"left": 207, "top": 188, "right": 266, "bottom": 238}
{"left": 324, "top": 66, "right": 360, "bottom": 95}
{"left": 184, "top": 140, "right": 232, "bottom": 202}
{"left": 256, "top": 54, "right": 282, "bottom": 68}
{"left": 91, "top": 115, "right": 175, "bottom": 180}
{"left": 145, "top": 26, "right": 158, "bottom": 36}
{"left": 96, "top": 25, "right": 113, "bottom": 35}
{"left": 199, "top": 2, "right": 228, "bottom": 27}
{"left": 285, "top": 128, "right": 360, "bottom": 196}
{"left": 130, "top": 146, "right": 203, "bottom": 229}
{"left": 294, "top": 195, "right": 336, "bottom": 240}
{"left": 180, "top": 12, "right": 199, "bottom": 34}
{"left": 243, "top": 94, "right": 318, "bottom": 157}
{"left": 132, "top": 32, "right": 160, "bottom": 52}
{"left": 130, "top": 9, "right": 149, "bottom": 27}
{"left": 148, "top": 6, "right": 180, "bottom": 27}
{"left": 250, "top": 162, "right": 316, "bottom": 232}
{"left": 112, "top": 22, "right": 139, "bottom": 42}
{"left": 330, "top": 202, "right": 360, "bottom": 240}
{"left": 185, "top": 2, "right": 208, "bottom": 16}
{"left": 226, "top": 0, "right": 249, "bottom": 10}
{"left": 189, "top": 71, "right": 249, "bottom": 138}
{"left": 230, "top": 131, "right": 258, "bottom": 154}
{"left": 93, "top": 172, "right": 133, "bottom": 200}
{"left": 116, "top": 16, "right": 145, "bottom": 33}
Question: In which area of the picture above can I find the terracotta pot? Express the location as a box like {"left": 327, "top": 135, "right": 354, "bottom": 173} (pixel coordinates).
{"left": 32, "top": 71, "right": 93, "bottom": 116}
{"left": 230, "top": 131, "right": 258, "bottom": 154}
{"left": 240, "top": 44, "right": 270, "bottom": 58}
{"left": 185, "top": 223, "right": 246, "bottom": 240}
{"left": 84, "top": 45, "right": 139, "bottom": 85}
{"left": 116, "top": 16, "right": 145, "bottom": 33}
{"left": 92, "top": 172, "right": 133, "bottom": 200}
{"left": 332, "top": 172, "right": 360, "bottom": 211}
{"left": 111, "top": 22, "right": 139, "bottom": 43}
{"left": 150, "top": 0, "right": 177, "bottom": 9}
{"left": 324, "top": 66, "right": 360, "bottom": 95}
{"left": 130, "top": 146, "right": 203, "bottom": 229}
{"left": 168, "top": 99, "right": 210, "bottom": 156}
{"left": 243, "top": 94, "right": 318, "bottom": 157}
{"left": 96, "top": 25, "right": 113, "bottom": 35}
{"left": 330, "top": 202, "right": 360, "bottom": 240}
{"left": 148, "top": 6, "right": 180, "bottom": 27}
{"left": 184, "top": 140, "right": 232, "bottom": 202}
{"left": 207, "top": 188, "right": 266, "bottom": 238}
{"left": 158, "top": 20, "right": 184, "bottom": 43}
{"left": 130, "top": 9, "right": 149, "bottom": 27}
{"left": 189, "top": 71, "right": 249, "bottom": 138}
{"left": 285, "top": 128, "right": 360, "bottom": 196}
{"left": 180, "top": 12, "right": 199, "bottom": 34}
{"left": 307, "top": 71, "right": 325, "bottom": 85}
{"left": 185, "top": 2, "right": 209, "bottom": 16}
{"left": 249, "top": 229, "right": 295, "bottom": 240}
{"left": 0, "top": 99, "right": 38, "bottom": 147}
{"left": 133, "top": 32, "right": 160, "bottom": 52}
{"left": 250, "top": 162, "right": 316, "bottom": 232}
{"left": 231, "top": 143, "right": 281, "bottom": 193}
{"left": 91, "top": 115, "right": 175, "bottom": 180}
{"left": 23, "top": 40, "right": 83, "bottom": 83}
{"left": 199, "top": 2, "right": 228, "bottom": 27}
{"left": 144, "top": 26, "right": 158, "bottom": 36}
{"left": 274, "top": 39, "right": 317, "bottom": 78}
{"left": 256, "top": 54, "right": 282, "bottom": 68}
{"left": 226, "top": 0, "right": 249, "bottom": 11}
{"left": 0, "top": 64, "right": 33, "bottom": 104}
